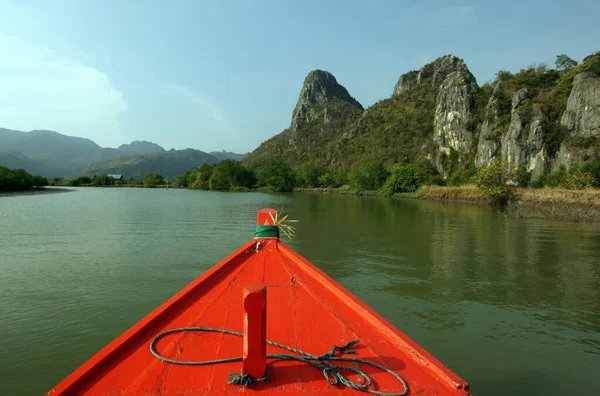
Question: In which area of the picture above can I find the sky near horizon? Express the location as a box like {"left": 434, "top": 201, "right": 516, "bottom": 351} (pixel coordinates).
{"left": 0, "top": 0, "right": 598, "bottom": 153}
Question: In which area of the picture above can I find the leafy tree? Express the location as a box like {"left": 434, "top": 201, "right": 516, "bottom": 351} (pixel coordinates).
{"left": 32, "top": 175, "right": 48, "bottom": 187}
{"left": 259, "top": 159, "right": 295, "bottom": 192}
{"left": 173, "top": 171, "right": 191, "bottom": 187}
{"left": 128, "top": 177, "right": 142, "bottom": 185}
{"left": 0, "top": 166, "right": 47, "bottom": 190}
{"left": 317, "top": 173, "right": 336, "bottom": 188}
{"left": 143, "top": 172, "right": 164, "bottom": 188}
{"left": 91, "top": 175, "right": 115, "bottom": 186}
{"left": 299, "top": 162, "right": 326, "bottom": 187}
{"left": 473, "top": 160, "right": 513, "bottom": 204}
{"left": 334, "top": 169, "right": 349, "bottom": 186}
{"left": 495, "top": 70, "right": 513, "bottom": 81}
{"left": 189, "top": 163, "right": 215, "bottom": 189}
{"left": 209, "top": 160, "right": 256, "bottom": 190}
{"left": 380, "top": 165, "right": 422, "bottom": 194}
{"left": 348, "top": 158, "right": 388, "bottom": 190}
{"left": 67, "top": 176, "right": 92, "bottom": 186}
{"left": 555, "top": 54, "right": 578, "bottom": 71}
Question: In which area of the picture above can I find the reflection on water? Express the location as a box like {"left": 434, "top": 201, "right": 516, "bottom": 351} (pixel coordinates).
{"left": 287, "top": 194, "right": 600, "bottom": 395}
{"left": 0, "top": 188, "right": 599, "bottom": 395}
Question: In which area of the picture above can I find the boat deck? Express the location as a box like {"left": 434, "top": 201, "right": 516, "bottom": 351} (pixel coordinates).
{"left": 48, "top": 239, "right": 470, "bottom": 395}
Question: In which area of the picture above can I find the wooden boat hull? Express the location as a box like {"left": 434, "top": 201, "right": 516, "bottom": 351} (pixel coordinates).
{"left": 48, "top": 210, "right": 471, "bottom": 395}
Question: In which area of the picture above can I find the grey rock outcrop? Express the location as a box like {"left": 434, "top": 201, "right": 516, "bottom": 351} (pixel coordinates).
{"left": 524, "top": 106, "right": 550, "bottom": 180}
{"left": 498, "top": 89, "right": 550, "bottom": 179}
{"left": 432, "top": 67, "right": 478, "bottom": 174}
{"left": 557, "top": 72, "right": 600, "bottom": 167}
{"left": 393, "top": 55, "right": 474, "bottom": 97}
{"left": 500, "top": 88, "right": 529, "bottom": 165}
{"left": 392, "top": 70, "right": 419, "bottom": 97}
{"left": 474, "top": 84, "right": 501, "bottom": 168}
{"left": 291, "top": 70, "right": 363, "bottom": 131}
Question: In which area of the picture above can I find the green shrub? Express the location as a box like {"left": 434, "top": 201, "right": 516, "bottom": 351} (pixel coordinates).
{"left": 299, "top": 162, "right": 326, "bottom": 187}
{"left": 545, "top": 166, "right": 567, "bottom": 187}
{"left": 317, "top": 173, "right": 336, "bottom": 188}
{"left": 472, "top": 160, "right": 512, "bottom": 203}
{"left": 259, "top": 159, "right": 295, "bottom": 192}
{"left": 380, "top": 166, "right": 421, "bottom": 194}
{"left": 188, "top": 163, "right": 214, "bottom": 189}
{"left": 143, "top": 173, "right": 164, "bottom": 188}
{"left": 562, "top": 170, "right": 595, "bottom": 190}
{"left": 531, "top": 175, "right": 546, "bottom": 188}
{"left": 209, "top": 160, "right": 256, "bottom": 189}
{"left": 334, "top": 170, "right": 349, "bottom": 186}
{"left": 91, "top": 175, "right": 115, "bottom": 186}
{"left": 578, "top": 160, "right": 600, "bottom": 187}
{"left": 514, "top": 165, "right": 531, "bottom": 187}
{"left": 348, "top": 158, "right": 388, "bottom": 190}
{"left": 447, "top": 169, "right": 477, "bottom": 186}
{"left": 541, "top": 121, "right": 568, "bottom": 155}
{"left": 68, "top": 176, "right": 92, "bottom": 186}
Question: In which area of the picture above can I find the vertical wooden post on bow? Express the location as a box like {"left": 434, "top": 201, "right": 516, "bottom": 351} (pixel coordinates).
{"left": 242, "top": 285, "right": 267, "bottom": 379}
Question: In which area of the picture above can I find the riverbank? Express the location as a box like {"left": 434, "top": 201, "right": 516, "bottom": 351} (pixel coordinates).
{"left": 0, "top": 187, "right": 74, "bottom": 197}
{"left": 295, "top": 185, "right": 600, "bottom": 222}
{"left": 51, "top": 184, "right": 184, "bottom": 189}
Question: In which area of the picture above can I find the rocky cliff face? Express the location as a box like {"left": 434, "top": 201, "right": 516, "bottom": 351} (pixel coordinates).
{"left": 406, "top": 53, "right": 600, "bottom": 178}
{"left": 393, "top": 55, "right": 474, "bottom": 98}
{"left": 474, "top": 84, "right": 501, "bottom": 168}
{"left": 246, "top": 53, "right": 600, "bottom": 178}
{"left": 244, "top": 70, "right": 364, "bottom": 168}
{"left": 557, "top": 72, "right": 600, "bottom": 167}
{"left": 432, "top": 69, "right": 478, "bottom": 174}
{"left": 291, "top": 70, "right": 363, "bottom": 131}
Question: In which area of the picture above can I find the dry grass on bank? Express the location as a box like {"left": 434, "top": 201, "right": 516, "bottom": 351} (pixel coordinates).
{"left": 508, "top": 187, "right": 600, "bottom": 222}
{"left": 295, "top": 185, "right": 600, "bottom": 221}
{"left": 406, "top": 185, "right": 487, "bottom": 201}
{"left": 514, "top": 187, "right": 600, "bottom": 207}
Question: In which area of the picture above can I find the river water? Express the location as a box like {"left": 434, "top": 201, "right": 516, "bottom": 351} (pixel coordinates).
{"left": 1, "top": 187, "right": 599, "bottom": 395}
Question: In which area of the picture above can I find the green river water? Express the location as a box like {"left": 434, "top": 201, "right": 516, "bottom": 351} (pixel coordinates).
{"left": 1, "top": 187, "right": 599, "bottom": 395}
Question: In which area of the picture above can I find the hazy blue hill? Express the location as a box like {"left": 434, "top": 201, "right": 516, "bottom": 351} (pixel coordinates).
{"left": 77, "top": 149, "right": 220, "bottom": 179}
{"left": 209, "top": 150, "right": 249, "bottom": 161}
{"left": 0, "top": 127, "right": 242, "bottom": 179}
{"left": 0, "top": 151, "right": 68, "bottom": 178}
{"left": 118, "top": 141, "right": 166, "bottom": 155}
{"left": 0, "top": 128, "right": 101, "bottom": 164}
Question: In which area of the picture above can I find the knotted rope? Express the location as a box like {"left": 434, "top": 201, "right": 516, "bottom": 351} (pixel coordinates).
{"left": 150, "top": 327, "right": 409, "bottom": 396}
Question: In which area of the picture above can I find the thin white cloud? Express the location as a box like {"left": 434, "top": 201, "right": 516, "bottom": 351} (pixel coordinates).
{"left": 0, "top": 32, "right": 128, "bottom": 145}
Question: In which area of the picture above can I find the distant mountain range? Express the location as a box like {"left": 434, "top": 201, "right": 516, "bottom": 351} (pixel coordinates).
{"left": 0, "top": 128, "right": 246, "bottom": 179}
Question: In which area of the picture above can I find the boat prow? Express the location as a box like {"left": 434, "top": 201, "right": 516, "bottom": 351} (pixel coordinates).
{"left": 48, "top": 208, "right": 471, "bottom": 395}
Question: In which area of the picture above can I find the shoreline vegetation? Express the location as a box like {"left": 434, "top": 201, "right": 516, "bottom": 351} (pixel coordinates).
{"left": 0, "top": 166, "right": 48, "bottom": 191}
{"left": 4, "top": 158, "right": 600, "bottom": 221}
{"left": 5, "top": 156, "right": 600, "bottom": 222}
{"left": 295, "top": 185, "right": 600, "bottom": 222}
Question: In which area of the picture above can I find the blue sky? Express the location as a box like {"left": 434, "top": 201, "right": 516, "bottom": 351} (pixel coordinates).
{"left": 0, "top": 0, "right": 598, "bottom": 153}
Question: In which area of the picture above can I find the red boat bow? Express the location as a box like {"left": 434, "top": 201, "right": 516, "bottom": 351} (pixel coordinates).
{"left": 47, "top": 208, "right": 471, "bottom": 395}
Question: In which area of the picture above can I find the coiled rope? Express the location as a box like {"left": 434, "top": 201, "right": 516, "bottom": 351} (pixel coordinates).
{"left": 150, "top": 327, "right": 409, "bottom": 396}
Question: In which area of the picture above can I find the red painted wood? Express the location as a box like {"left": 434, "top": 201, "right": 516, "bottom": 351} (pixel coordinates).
{"left": 243, "top": 285, "right": 267, "bottom": 379}
{"left": 47, "top": 210, "right": 472, "bottom": 395}
{"left": 257, "top": 208, "right": 277, "bottom": 226}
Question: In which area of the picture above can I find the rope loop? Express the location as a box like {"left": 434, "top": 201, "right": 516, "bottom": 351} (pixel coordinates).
{"left": 150, "top": 327, "right": 409, "bottom": 396}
